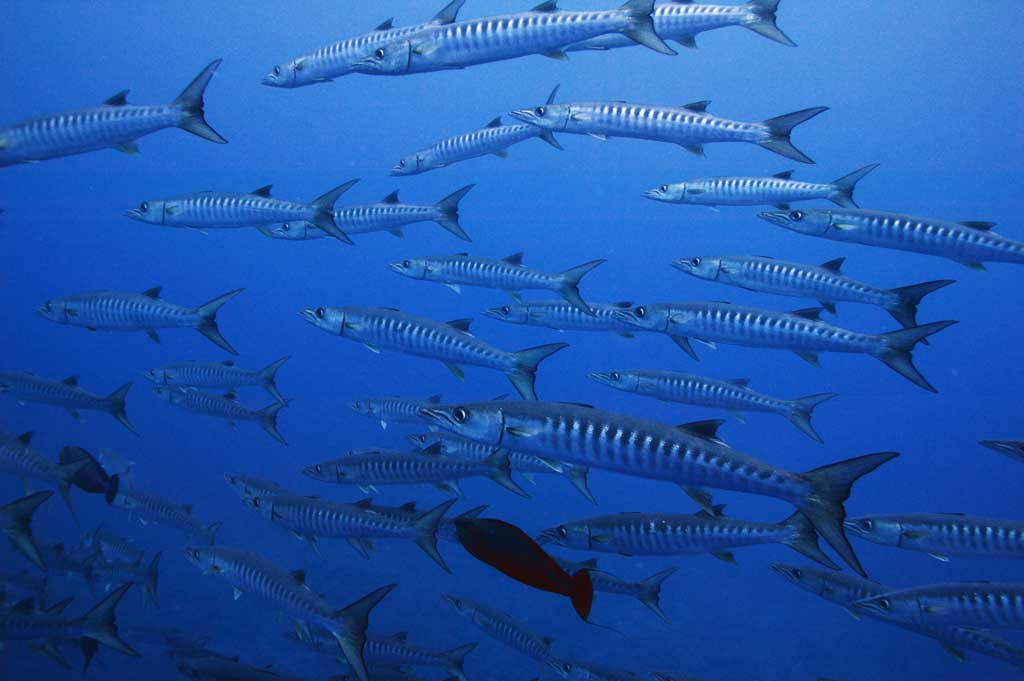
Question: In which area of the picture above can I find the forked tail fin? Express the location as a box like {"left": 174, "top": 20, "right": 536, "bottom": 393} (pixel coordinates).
{"left": 413, "top": 498, "right": 458, "bottom": 573}
{"left": 330, "top": 584, "right": 398, "bottom": 681}
{"left": 784, "top": 392, "right": 838, "bottom": 443}
{"left": 258, "top": 401, "right": 288, "bottom": 445}
{"left": 78, "top": 583, "right": 141, "bottom": 671}
{"left": 744, "top": 0, "right": 796, "bottom": 47}
{"left": 876, "top": 320, "right": 957, "bottom": 392}
{"left": 635, "top": 567, "right": 677, "bottom": 622}
{"left": 828, "top": 163, "right": 879, "bottom": 208}
{"left": 443, "top": 642, "right": 477, "bottom": 681}
{"left": 106, "top": 382, "right": 136, "bottom": 435}
{"left": 558, "top": 259, "right": 605, "bottom": 315}
{"left": 759, "top": 107, "right": 828, "bottom": 164}
{"left": 173, "top": 59, "right": 228, "bottom": 144}
{"left": 194, "top": 288, "right": 244, "bottom": 355}
{"left": 884, "top": 280, "right": 955, "bottom": 331}
{"left": 507, "top": 343, "right": 569, "bottom": 400}
{"left": 310, "top": 179, "right": 359, "bottom": 244}
{"left": 483, "top": 450, "right": 530, "bottom": 498}
{"left": 619, "top": 0, "right": 677, "bottom": 55}
{"left": 259, "top": 356, "right": 290, "bottom": 404}
{"left": 434, "top": 184, "right": 475, "bottom": 241}
{"left": 781, "top": 512, "right": 840, "bottom": 569}
{"left": 1, "top": 491, "right": 53, "bottom": 570}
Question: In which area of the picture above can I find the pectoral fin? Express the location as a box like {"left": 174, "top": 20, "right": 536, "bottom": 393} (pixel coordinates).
{"left": 146, "top": 329, "right": 160, "bottom": 344}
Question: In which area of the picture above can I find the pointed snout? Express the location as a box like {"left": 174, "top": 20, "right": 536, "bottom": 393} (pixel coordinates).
{"left": 588, "top": 372, "right": 614, "bottom": 386}
{"left": 508, "top": 109, "right": 535, "bottom": 124}
{"left": 297, "top": 308, "right": 320, "bottom": 325}
{"left": 124, "top": 208, "right": 146, "bottom": 221}
{"left": 671, "top": 259, "right": 696, "bottom": 273}
{"left": 534, "top": 528, "right": 559, "bottom": 545}
{"left": 482, "top": 307, "right": 505, "bottom": 321}
{"left": 442, "top": 594, "right": 461, "bottom": 609}
{"left": 417, "top": 407, "right": 447, "bottom": 425}
{"left": 643, "top": 189, "right": 665, "bottom": 201}
{"left": 758, "top": 211, "right": 791, "bottom": 227}
{"left": 387, "top": 261, "right": 406, "bottom": 274}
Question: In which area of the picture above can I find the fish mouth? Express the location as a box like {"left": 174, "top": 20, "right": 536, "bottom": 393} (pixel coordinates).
{"left": 671, "top": 259, "right": 696, "bottom": 273}
{"left": 534, "top": 528, "right": 559, "bottom": 545}
{"left": 769, "top": 563, "right": 799, "bottom": 580}
{"left": 417, "top": 406, "right": 452, "bottom": 427}
{"left": 642, "top": 189, "right": 665, "bottom": 201}
{"left": 611, "top": 309, "right": 640, "bottom": 325}
{"left": 508, "top": 109, "right": 537, "bottom": 124}
{"left": 758, "top": 211, "right": 791, "bottom": 227}
{"left": 386, "top": 261, "right": 406, "bottom": 274}
{"left": 587, "top": 372, "right": 614, "bottom": 386}
{"left": 481, "top": 307, "right": 505, "bottom": 321}
{"left": 388, "top": 165, "right": 406, "bottom": 176}
{"left": 441, "top": 594, "right": 461, "bottom": 609}
{"left": 124, "top": 208, "right": 145, "bottom": 220}
{"left": 297, "top": 308, "right": 320, "bottom": 325}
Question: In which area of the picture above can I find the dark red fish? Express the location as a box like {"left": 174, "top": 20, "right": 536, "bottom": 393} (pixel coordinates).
{"left": 455, "top": 517, "right": 593, "bottom": 620}
{"left": 59, "top": 446, "right": 114, "bottom": 495}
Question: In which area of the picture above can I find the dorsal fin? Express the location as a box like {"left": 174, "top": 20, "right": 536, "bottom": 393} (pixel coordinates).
{"left": 142, "top": 286, "right": 162, "bottom": 299}
{"left": 556, "top": 402, "right": 594, "bottom": 409}
{"left": 62, "top": 375, "right": 80, "bottom": 387}
{"left": 230, "top": 656, "right": 240, "bottom": 663}
{"left": 452, "top": 252, "right": 469, "bottom": 257}
{"left": 683, "top": 100, "right": 710, "bottom": 113}
{"left": 104, "top": 90, "right": 129, "bottom": 106}
{"left": 612, "top": 301, "right": 633, "bottom": 308}
{"left": 960, "top": 221, "right": 996, "bottom": 231}
{"left": 791, "top": 307, "right": 823, "bottom": 321}
{"left": 532, "top": 0, "right": 558, "bottom": 11}
{"left": 772, "top": 170, "right": 794, "bottom": 180}
{"left": 427, "top": 394, "right": 442, "bottom": 404}
{"left": 820, "top": 257, "right": 845, "bottom": 274}
{"left": 485, "top": 117, "right": 503, "bottom": 128}
{"left": 251, "top": 185, "right": 272, "bottom": 198}
{"left": 399, "top": 501, "right": 417, "bottom": 511}
{"left": 381, "top": 191, "right": 400, "bottom": 204}
{"left": 221, "top": 360, "right": 235, "bottom": 366}
{"left": 502, "top": 252, "right": 525, "bottom": 265}
{"left": 726, "top": 378, "right": 749, "bottom": 387}
{"left": 387, "top": 631, "right": 409, "bottom": 643}
{"left": 447, "top": 318, "right": 472, "bottom": 332}
{"left": 45, "top": 597, "right": 74, "bottom": 615}
{"left": 432, "top": 0, "right": 464, "bottom": 24}
{"left": 676, "top": 419, "right": 726, "bottom": 442}
{"left": 291, "top": 569, "right": 306, "bottom": 584}
{"left": 224, "top": 391, "right": 238, "bottom": 401}
{"left": 17, "top": 431, "right": 33, "bottom": 445}
{"left": 373, "top": 18, "right": 394, "bottom": 31}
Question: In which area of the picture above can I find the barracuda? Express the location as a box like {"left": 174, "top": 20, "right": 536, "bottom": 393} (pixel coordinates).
{"left": 512, "top": 90, "right": 827, "bottom": 163}
{"left": 390, "top": 252, "right": 604, "bottom": 314}
{"left": 262, "top": 1, "right": 466, "bottom": 87}
{"left": 590, "top": 369, "right": 835, "bottom": 442}
{"left": 553, "top": 557, "right": 677, "bottom": 621}
{"left": 184, "top": 545, "right": 396, "bottom": 681}
{"left": 152, "top": 386, "right": 287, "bottom": 445}
{"left": 845, "top": 513, "right": 1024, "bottom": 561}
{"left": 1, "top": 491, "right": 53, "bottom": 570}
{"left": 0, "top": 60, "right": 225, "bottom": 167}
{"left": 980, "top": 439, "right": 1024, "bottom": 464}
{"left": 351, "top": 394, "right": 442, "bottom": 430}
{"left": 299, "top": 306, "right": 567, "bottom": 400}
{"left": 614, "top": 301, "right": 956, "bottom": 392}
{"left": 357, "top": 0, "right": 674, "bottom": 76}
{"left": 760, "top": 207, "right": 1024, "bottom": 270}
{"left": 484, "top": 300, "right": 645, "bottom": 339}
{"left": 856, "top": 583, "right": 1024, "bottom": 630}
{"left": 224, "top": 472, "right": 288, "bottom": 505}
{"left": 144, "top": 357, "right": 288, "bottom": 404}
{"left": 107, "top": 478, "right": 221, "bottom": 545}
{"left": 419, "top": 400, "right": 900, "bottom": 577}
{"left": 91, "top": 552, "right": 161, "bottom": 609}
{"left": 174, "top": 652, "right": 306, "bottom": 681}
{"left": 83, "top": 525, "right": 144, "bottom": 565}
{"left": 0, "top": 431, "right": 86, "bottom": 516}
{"left": 673, "top": 255, "right": 954, "bottom": 331}
{"left": 0, "top": 372, "right": 134, "bottom": 433}
{"left": 646, "top": 165, "right": 877, "bottom": 208}
{"left": 38, "top": 286, "right": 244, "bottom": 355}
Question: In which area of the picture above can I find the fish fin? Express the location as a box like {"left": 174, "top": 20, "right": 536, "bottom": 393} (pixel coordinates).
{"left": 670, "top": 335, "right": 698, "bottom": 360}
{"left": 772, "top": 170, "right": 794, "bottom": 179}
{"left": 414, "top": 498, "right": 457, "bottom": 573}
{"left": 828, "top": 163, "right": 879, "bottom": 208}
{"left": 845, "top": 607, "right": 861, "bottom": 621}
{"left": 819, "top": 300, "right": 838, "bottom": 315}
{"left": 444, "top": 283, "right": 462, "bottom": 294}
{"left": 194, "top": 288, "right": 244, "bottom": 355}
{"left": 443, "top": 641, "right": 477, "bottom": 680}
{"left": 258, "top": 402, "right": 288, "bottom": 445}
{"left": 877, "top": 321, "right": 957, "bottom": 392}
{"left": 485, "top": 116, "right": 503, "bottom": 128}
{"left": 346, "top": 538, "right": 372, "bottom": 559}
{"left": 675, "top": 419, "right": 727, "bottom": 445}
{"left": 104, "top": 90, "right": 129, "bottom": 106}
{"left": 373, "top": 18, "right": 394, "bottom": 31}
{"left": 310, "top": 179, "right": 359, "bottom": 244}
{"left": 782, "top": 511, "right": 841, "bottom": 569}
{"left": 444, "top": 363, "right": 465, "bottom": 380}
{"left": 233, "top": 587, "right": 242, "bottom": 600}
{"left": 259, "top": 356, "right": 290, "bottom": 404}
{"left": 636, "top": 567, "right": 678, "bottom": 622}
{"left": 431, "top": 0, "right": 466, "bottom": 25}
{"left": 692, "top": 337, "right": 717, "bottom": 350}
{"left": 680, "top": 144, "right": 705, "bottom": 157}
{"left": 884, "top": 280, "right": 955, "bottom": 332}
{"left": 0, "top": 491, "right": 52, "bottom": 570}
{"left": 928, "top": 553, "right": 951, "bottom": 562}
{"left": 619, "top": 0, "right": 677, "bottom": 55}
{"left": 364, "top": 343, "right": 381, "bottom": 354}
{"left": 587, "top": 133, "right": 608, "bottom": 141}
{"left": 380, "top": 190, "right": 400, "bottom": 204}
{"left": 744, "top": 0, "right": 797, "bottom": 46}
{"left": 774, "top": 203, "right": 790, "bottom": 210}
{"left": 532, "top": 0, "right": 557, "bottom": 10}
{"left": 116, "top": 142, "right": 140, "bottom": 155}
{"left": 447, "top": 318, "right": 473, "bottom": 332}
{"left": 562, "top": 465, "right": 596, "bottom": 505}
{"left": 251, "top": 184, "right": 272, "bottom": 198}
{"left": 507, "top": 343, "right": 569, "bottom": 400}
{"left": 569, "top": 569, "right": 593, "bottom": 621}
{"left": 617, "top": 332, "right": 635, "bottom": 339}
{"left": 758, "top": 107, "right": 828, "bottom": 164}
{"left": 103, "top": 382, "right": 136, "bottom": 435}
{"left": 484, "top": 450, "right": 530, "bottom": 498}
{"left": 542, "top": 50, "right": 569, "bottom": 61}
{"left": 331, "top": 585, "right": 398, "bottom": 681}
{"left": 145, "top": 329, "right": 160, "bottom": 344}
{"left": 387, "top": 228, "right": 404, "bottom": 238}
{"left": 675, "top": 34, "right": 698, "bottom": 49}
{"left": 431, "top": 184, "right": 475, "bottom": 241}
{"left": 173, "top": 59, "right": 228, "bottom": 144}
{"left": 794, "top": 351, "right": 820, "bottom": 367}
{"left": 784, "top": 392, "right": 836, "bottom": 443}
{"left": 79, "top": 583, "right": 140, "bottom": 665}
{"left": 558, "top": 259, "right": 604, "bottom": 315}
{"left": 960, "top": 221, "right": 995, "bottom": 231}
{"left": 710, "top": 551, "right": 736, "bottom": 564}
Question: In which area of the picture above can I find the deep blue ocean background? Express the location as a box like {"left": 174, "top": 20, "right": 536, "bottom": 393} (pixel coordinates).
{"left": 2, "top": 1, "right": 1023, "bottom": 679}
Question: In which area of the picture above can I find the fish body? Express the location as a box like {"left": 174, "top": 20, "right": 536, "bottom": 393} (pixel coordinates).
{"left": 981, "top": 440, "right": 1024, "bottom": 463}
{"left": 174, "top": 651, "right": 304, "bottom": 681}
{"left": 299, "top": 306, "right": 567, "bottom": 400}
{"left": 92, "top": 552, "right": 161, "bottom": 608}
{"left": 0, "top": 571, "right": 49, "bottom": 604}
{"left": 552, "top": 558, "right": 676, "bottom": 621}
{"left": 351, "top": 395, "right": 442, "bottom": 430}
{"left": 153, "top": 386, "right": 287, "bottom": 445}
{"left": 0, "top": 60, "right": 225, "bottom": 167}
{"left": 845, "top": 513, "right": 1024, "bottom": 560}
{"left": 83, "top": 525, "right": 144, "bottom": 565}
{"left": 484, "top": 300, "right": 641, "bottom": 338}
{"left": 0, "top": 491, "right": 53, "bottom": 571}
{"left": 107, "top": 481, "right": 220, "bottom": 544}
{"left": 39, "top": 542, "right": 99, "bottom": 588}
{"left": 0, "top": 432, "right": 83, "bottom": 514}
{"left": 224, "top": 473, "right": 288, "bottom": 505}
{"left": 58, "top": 446, "right": 117, "bottom": 495}
{"left": 145, "top": 357, "right": 288, "bottom": 404}
{"left": 759, "top": 208, "right": 1023, "bottom": 269}
{"left": 0, "top": 372, "right": 134, "bottom": 432}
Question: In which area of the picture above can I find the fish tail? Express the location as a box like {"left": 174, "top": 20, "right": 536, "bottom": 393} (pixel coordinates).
{"left": 884, "top": 280, "right": 956, "bottom": 332}
{"left": 828, "top": 163, "right": 879, "bottom": 208}
{"left": 784, "top": 392, "right": 837, "bottom": 443}
{"left": 743, "top": 0, "right": 797, "bottom": 47}
{"left": 434, "top": 184, "right": 475, "bottom": 241}
{"left": 781, "top": 511, "right": 840, "bottom": 569}
{"left": 310, "top": 178, "right": 359, "bottom": 244}
{"left": 0, "top": 490, "right": 52, "bottom": 570}
{"left": 483, "top": 450, "right": 530, "bottom": 498}
{"left": 569, "top": 569, "right": 594, "bottom": 622}
{"left": 258, "top": 356, "right": 290, "bottom": 404}
{"left": 104, "top": 473, "right": 120, "bottom": 505}
{"left": 442, "top": 642, "right": 477, "bottom": 681}
{"left": 203, "top": 521, "right": 222, "bottom": 546}
{"left": 78, "top": 583, "right": 141, "bottom": 671}
{"left": 413, "top": 498, "right": 458, "bottom": 573}
{"left": 798, "top": 451, "right": 899, "bottom": 577}
{"left": 507, "top": 342, "right": 569, "bottom": 400}
{"left": 106, "top": 382, "right": 137, "bottom": 435}
{"left": 257, "top": 401, "right": 288, "bottom": 445}
{"left": 145, "top": 552, "right": 161, "bottom": 609}
{"left": 193, "top": 288, "right": 244, "bottom": 355}
{"left": 618, "top": 0, "right": 677, "bottom": 55}
{"left": 173, "top": 59, "right": 228, "bottom": 144}
{"left": 57, "top": 459, "right": 89, "bottom": 523}
{"left": 561, "top": 464, "right": 597, "bottom": 505}
{"left": 876, "top": 320, "right": 957, "bottom": 392}
{"left": 558, "top": 259, "right": 605, "bottom": 315}
{"left": 330, "top": 584, "right": 398, "bottom": 681}
{"left": 758, "top": 107, "right": 828, "bottom": 164}
{"left": 635, "top": 567, "right": 678, "bottom": 622}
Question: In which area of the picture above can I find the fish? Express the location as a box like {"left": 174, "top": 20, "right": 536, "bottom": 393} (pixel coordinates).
{"left": 352, "top": 394, "right": 443, "bottom": 431}
{"left": 772, "top": 564, "right": 1024, "bottom": 670}
{"left": 262, "top": 0, "right": 467, "bottom": 87}
{"left": 418, "top": 400, "right": 899, "bottom": 577}
{"left": 38, "top": 286, "right": 244, "bottom": 355}
{"left": 144, "top": 357, "right": 289, "bottom": 404}
{"left": 82, "top": 524, "right": 145, "bottom": 565}
{"left": 759, "top": 208, "right": 1024, "bottom": 270}
{"left": 0, "top": 372, "right": 134, "bottom": 433}
{"left": 566, "top": 660, "right": 648, "bottom": 681}
{"left": 106, "top": 476, "right": 221, "bottom": 544}
{"left": 484, "top": 300, "right": 645, "bottom": 340}
{"left": 0, "top": 492, "right": 53, "bottom": 571}
{"left": 299, "top": 306, "right": 567, "bottom": 400}
{"left": 223, "top": 473, "right": 288, "bottom": 507}
{"left": 0, "top": 570, "right": 49, "bottom": 605}
{"left": 356, "top": 1, "right": 674, "bottom": 76}
{"left": 91, "top": 552, "right": 161, "bottom": 609}
{"left": 38, "top": 542, "right": 100, "bottom": 591}
{"left": 0, "top": 60, "right": 225, "bottom": 167}
{"left": 0, "top": 583, "right": 139, "bottom": 671}
{"left": 173, "top": 649, "right": 305, "bottom": 681}
{"left": 125, "top": 180, "right": 358, "bottom": 243}
{"left": 590, "top": 370, "right": 835, "bottom": 443}
{"left": 59, "top": 446, "right": 118, "bottom": 496}
{"left": 845, "top": 513, "right": 1024, "bottom": 561}
{"left": 511, "top": 90, "right": 827, "bottom": 163}
{"left": 568, "top": 0, "right": 795, "bottom": 50}
{"left": 980, "top": 439, "right": 1024, "bottom": 463}
{"left": 552, "top": 558, "right": 677, "bottom": 622}
{"left": 249, "top": 492, "right": 457, "bottom": 572}
{"left": 455, "top": 517, "right": 594, "bottom": 620}
{"left": 855, "top": 583, "right": 1024, "bottom": 630}
{"left": 183, "top": 545, "right": 396, "bottom": 681}
{"left": 152, "top": 386, "right": 287, "bottom": 445}
{"left": 673, "top": 255, "right": 954, "bottom": 331}
{"left": 645, "top": 165, "right": 877, "bottom": 209}
{"left": 613, "top": 302, "right": 955, "bottom": 392}
{"left": 389, "top": 252, "right": 605, "bottom": 314}
{"left": 0, "top": 431, "right": 86, "bottom": 516}
{"left": 302, "top": 445, "right": 529, "bottom": 498}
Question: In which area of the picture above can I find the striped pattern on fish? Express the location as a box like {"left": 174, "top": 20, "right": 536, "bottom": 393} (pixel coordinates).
{"left": 855, "top": 582, "right": 1024, "bottom": 630}
{"left": 108, "top": 483, "right": 220, "bottom": 544}
{"left": 351, "top": 394, "right": 442, "bottom": 429}
{"left": 484, "top": 300, "right": 640, "bottom": 336}
{"left": 0, "top": 431, "right": 81, "bottom": 496}
{"left": 153, "top": 386, "right": 287, "bottom": 445}
{"left": 0, "top": 372, "right": 134, "bottom": 432}
{"left": 552, "top": 557, "right": 677, "bottom": 621}
{"left": 845, "top": 513, "right": 1024, "bottom": 560}
{"left": 144, "top": 357, "right": 288, "bottom": 404}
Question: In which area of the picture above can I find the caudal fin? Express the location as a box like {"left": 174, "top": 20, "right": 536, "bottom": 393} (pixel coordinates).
{"left": 558, "top": 259, "right": 605, "bottom": 315}
{"left": 1, "top": 491, "right": 53, "bottom": 570}
{"left": 434, "top": 184, "right": 475, "bottom": 242}
{"left": 884, "top": 280, "right": 955, "bottom": 331}
{"left": 413, "top": 498, "right": 458, "bottom": 573}
{"left": 331, "top": 584, "right": 398, "bottom": 681}
{"left": 876, "top": 320, "right": 957, "bottom": 392}
{"left": 759, "top": 107, "right": 828, "bottom": 164}
{"left": 635, "top": 567, "right": 677, "bottom": 622}
{"left": 259, "top": 356, "right": 290, "bottom": 404}
{"left": 144, "top": 552, "right": 161, "bottom": 609}
{"left": 744, "top": 0, "right": 796, "bottom": 47}
{"left": 828, "top": 163, "right": 879, "bottom": 208}
{"left": 798, "top": 451, "right": 899, "bottom": 577}
{"left": 79, "top": 583, "right": 141, "bottom": 671}
{"left": 194, "top": 288, "right": 244, "bottom": 355}
{"left": 781, "top": 512, "right": 840, "bottom": 569}
{"left": 483, "top": 450, "right": 530, "bottom": 498}
{"left": 619, "top": 0, "right": 676, "bottom": 55}
{"left": 106, "top": 382, "right": 136, "bottom": 435}
{"left": 203, "top": 521, "right": 222, "bottom": 546}
{"left": 507, "top": 343, "right": 569, "bottom": 400}
{"left": 311, "top": 179, "right": 359, "bottom": 244}
{"left": 443, "top": 642, "right": 477, "bottom": 681}
{"left": 569, "top": 569, "right": 594, "bottom": 621}
{"left": 173, "top": 59, "right": 228, "bottom": 144}
{"left": 57, "top": 459, "right": 90, "bottom": 522}
{"left": 258, "top": 401, "right": 288, "bottom": 445}
{"left": 784, "top": 392, "right": 837, "bottom": 443}
{"left": 561, "top": 464, "right": 596, "bottom": 505}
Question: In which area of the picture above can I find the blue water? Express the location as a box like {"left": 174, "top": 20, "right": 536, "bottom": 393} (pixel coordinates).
{"left": 2, "top": 1, "right": 1023, "bottom": 679}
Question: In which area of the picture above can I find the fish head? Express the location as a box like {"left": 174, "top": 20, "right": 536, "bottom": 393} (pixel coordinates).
{"left": 151, "top": 386, "right": 181, "bottom": 404}
{"left": 262, "top": 59, "right": 305, "bottom": 88}
{"left": 759, "top": 208, "right": 830, "bottom": 235}
{"left": 349, "top": 399, "right": 376, "bottom": 416}
{"left": 390, "top": 152, "right": 425, "bottom": 176}
{"left": 442, "top": 594, "right": 475, "bottom": 619}
{"left": 142, "top": 367, "right": 165, "bottom": 384}
{"left": 769, "top": 562, "right": 821, "bottom": 591}
{"left": 843, "top": 516, "right": 902, "bottom": 546}
{"left": 356, "top": 39, "right": 412, "bottom": 75}
{"left": 268, "top": 221, "right": 314, "bottom": 240}
{"left": 612, "top": 303, "right": 671, "bottom": 332}
{"left": 672, "top": 256, "right": 722, "bottom": 281}
{"left": 588, "top": 370, "right": 640, "bottom": 392}
{"left": 37, "top": 297, "right": 74, "bottom": 323}
{"left": 302, "top": 460, "right": 346, "bottom": 483}
{"left": 535, "top": 522, "right": 589, "bottom": 550}
{"left": 418, "top": 403, "right": 504, "bottom": 445}
{"left": 124, "top": 199, "right": 167, "bottom": 225}
{"left": 643, "top": 182, "right": 689, "bottom": 203}
{"left": 388, "top": 257, "right": 429, "bottom": 279}
{"left": 851, "top": 592, "right": 915, "bottom": 623}
{"left": 246, "top": 495, "right": 276, "bottom": 519}
{"left": 406, "top": 432, "right": 443, "bottom": 449}
{"left": 510, "top": 102, "right": 570, "bottom": 131}
{"left": 183, "top": 546, "right": 223, "bottom": 575}
{"left": 483, "top": 303, "right": 529, "bottom": 324}
{"left": 298, "top": 306, "right": 346, "bottom": 335}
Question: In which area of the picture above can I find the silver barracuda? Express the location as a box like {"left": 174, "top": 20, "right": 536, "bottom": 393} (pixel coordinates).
{"left": 0, "top": 431, "right": 86, "bottom": 516}
{"left": 83, "top": 525, "right": 145, "bottom": 565}
{"left": 0, "top": 60, "right": 225, "bottom": 167}
{"left": 760, "top": 207, "right": 1024, "bottom": 270}
{"left": 0, "top": 372, "right": 134, "bottom": 433}
{"left": 173, "top": 650, "right": 305, "bottom": 681}
{"left": 614, "top": 301, "right": 956, "bottom": 392}
{"left": 590, "top": 369, "right": 835, "bottom": 442}
{"left": 673, "top": 255, "right": 954, "bottom": 331}
{"left": 418, "top": 400, "right": 900, "bottom": 577}
{"left": 511, "top": 89, "right": 827, "bottom": 163}
{"left": 329, "top": 500, "right": 486, "bottom": 552}
{"left": 855, "top": 582, "right": 1024, "bottom": 630}
{"left": 223, "top": 473, "right": 288, "bottom": 506}
{"left": 484, "top": 300, "right": 645, "bottom": 340}
{"left": 645, "top": 165, "right": 877, "bottom": 208}
{"left": 356, "top": 1, "right": 675, "bottom": 76}
{"left": 262, "top": 1, "right": 467, "bottom": 87}
{"left": 39, "top": 542, "right": 100, "bottom": 590}
{"left": 389, "top": 252, "right": 604, "bottom": 314}
{"left": 299, "top": 306, "right": 567, "bottom": 400}
{"left": 980, "top": 440, "right": 1024, "bottom": 464}
{"left": 38, "top": 286, "right": 244, "bottom": 355}
{"left": 351, "top": 394, "right": 443, "bottom": 431}
{"left": 106, "top": 477, "right": 221, "bottom": 544}
{"left": 184, "top": 545, "right": 396, "bottom": 681}
{"left": 552, "top": 557, "right": 677, "bottom": 621}
{"left": 845, "top": 513, "right": 1024, "bottom": 562}
{"left": 152, "top": 386, "right": 287, "bottom": 445}
{"left": 144, "top": 357, "right": 288, "bottom": 404}
{"left": 91, "top": 552, "right": 161, "bottom": 609}
{"left": 1, "top": 492, "right": 53, "bottom": 571}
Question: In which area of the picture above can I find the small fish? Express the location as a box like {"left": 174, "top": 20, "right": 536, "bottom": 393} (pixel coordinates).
{"left": 351, "top": 394, "right": 443, "bottom": 431}
{"left": 845, "top": 513, "right": 1024, "bottom": 561}
{"left": 455, "top": 517, "right": 593, "bottom": 620}
{"left": 389, "top": 252, "right": 605, "bottom": 314}
{"left": 38, "top": 542, "right": 100, "bottom": 591}
{"left": 0, "top": 491, "right": 53, "bottom": 570}
{"left": 0, "top": 60, "right": 225, "bottom": 167}
{"left": 173, "top": 650, "right": 305, "bottom": 681}
{"left": 484, "top": 300, "right": 645, "bottom": 340}
{"left": 59, "top": 446, "right": 117, "bottom": 496}
{"left": 223, "top": 473, "right": 287, "bottom": 506}
{"left": 92, "top": 552, "right": 161, "bottom": 609}
{"left": 0, "top": 372, "right": 134, "bottom": 433}
{"left": 552, "top": 557, "right": 677, "bottom": 622}
{"left": 0, "top": 431, "right": 86, "bottom": 516}
{"left": 82, "top": 524, "right": 144, "bottom": 565}
{"left": 152, "top": 387, "right": 287, "bottom": 445}
{"left": 144, "top": 357, "right": 289, "bottom": 404}
{"left": 106, "top": 476, "right": 220, "bottom": 544}
{"left": 38, "top": 286, "right": 244, "bottom": 355}
{"left": 980, "top": 439, "right": 1024, "bottom": 463}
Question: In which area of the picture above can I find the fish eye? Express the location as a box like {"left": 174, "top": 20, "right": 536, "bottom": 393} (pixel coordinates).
{"left": 611, "top": 372, "right": 620, "bottom": 381}
{"left": 315, "top": 307, "right": 325, "bottom": 319}
{"left": 501, "top": 306, "right": 510, "bottom": 314}
{"left": 273, "top": 66, "right": 280, "bottom": 75}
{"left": 402, "top": 260, "right": 410, "bottom": 268}
{"left": 191, "top": 550, "right": 200, "bottom": 560}
{"left": 453, "top": 408, "right": 468, "bottom": 424}
{"left": 660, "top": 184, "right": 668, "bottom": 192}
{"left": 282, "top": 223, "right": 291, "bottom": 231}
{"left": 636, "top": 306, "right": 646, "bottom": 318}
{"left": 879, "top": 598, "right": 891, "bottom": 610}
{"left": 252, "top": 497, "right": 260, "bottom": 508}
{"left": 44, "top": 302, "right": 52, "bottom": 311}
{"left": 535, "top": 106, "right": 545, "bottom": 116}
{"left": 375, "top": 48, "right": 385, "bottom": 60}
{"left": 790, "top": 210, "right": 804, "bottom": 221}
{"left": 861, "top": 520, "right": 874, "bottom": 531}
{"left": 692, "top": 257, "right": 701, "bottom": 266}
{"left": 562, "top": 663, "right": 573, "bottom": 674}
{"left": 792, "top": 568, "right": 803, "bottom": 579}
{"left": 558, "top": 526, "right": 568, "bottom": 538}
{"left": 140, "top": 201, "right": 149, "bottom": 212}
{"left": 315, "top": 464, "right": 322, "bottom": 473}
{"left": 399, "top": 160, "right": 406, "bottom": 167}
